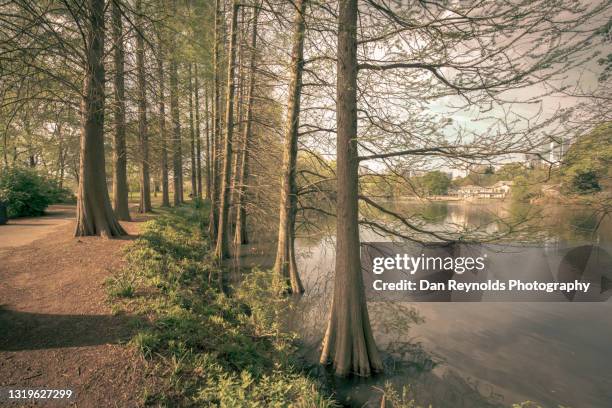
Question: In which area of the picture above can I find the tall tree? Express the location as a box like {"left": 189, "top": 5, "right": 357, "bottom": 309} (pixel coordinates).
{"left": 208, "top": 0, "right": 223, "bottom": 238}
{"left": 110, "top": 0, "right": 130, "bottom": 221}
{"left": 156, "top": 30, "right": 170, "bottom": 207}
{"left": 272, "top": 0, "right": 306, "bottom": 293}
{"left": 319, "top": 0, "right": 382, "bottom": 377}
{"left": 204, "top": 83, "right": 211, "bottom": 200}
{"left": 189, "top": 63, "right": 198, "bottom": 199}
{"left": 75, "top": 0, "right": 126, "bottom": 237}
{"left": 195, "top": 63, "right": 203, "bottom": 200}
{"left": 169, "top": 0, "right": 183, "bottom": 205}
{"left": 233, "top": 4, "right": 260, "bottom": 246}
{"left": 136, "top": 0, "right": 151, "bottom": 213}
{"left": 214, "top": 0, "right": 239, "bottom": 259}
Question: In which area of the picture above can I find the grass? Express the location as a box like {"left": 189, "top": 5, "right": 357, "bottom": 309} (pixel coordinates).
{"left": 106, "top": 203, "right": 336, "bottom": 407}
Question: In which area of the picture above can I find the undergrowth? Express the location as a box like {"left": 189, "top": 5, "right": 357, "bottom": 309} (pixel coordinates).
{"left": 106, "top": 204, "right": 336, "bottom": 407}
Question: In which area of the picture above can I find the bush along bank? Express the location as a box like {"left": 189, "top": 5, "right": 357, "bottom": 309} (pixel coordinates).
{"left": 0, "top": 167, "right": 75, "bottom": 218}
{"left": 106, "top": 204, "right": 337, "bottom": 407}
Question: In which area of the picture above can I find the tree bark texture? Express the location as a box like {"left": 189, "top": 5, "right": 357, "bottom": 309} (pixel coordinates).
{"left": 208, "top": 0, "right": 222, "bottom": 239}
{"left": 136, "top": 0, "right": 151, "bottom": 213}
{"left": 111, "top": 0, "right": 130, "bottom": 221}
{"left": 204, "top": 82, "right": 211, "bottom": 200}
{"left": 157, "top": 32, "right": 170, "bottom": 207}
{"left": 75, "top": 0, "right": 126, "bottom": 237}
{"left": 319, "top": 0, "right": 383, "bottom": 377}
{"left": 272, "top": 0, "right": 307, "bottom": 294}
{"left": 169, "top": 1, "right": 183, "bottom": 206}
{"left": 195, "top": 63, "right": 203, "bottom": 199}
{"left": 233, "top": 5, "right": 260, "bottom": 246}
{"left": 214, "top": 0, "right": 239, "bottom": 260}
{"left": 188, "top": 63, "right": 198, "bottom": 199}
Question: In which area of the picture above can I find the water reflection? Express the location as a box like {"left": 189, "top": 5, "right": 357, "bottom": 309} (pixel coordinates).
{"left": 287, "top": 202, "right": 612, "bottom": 407}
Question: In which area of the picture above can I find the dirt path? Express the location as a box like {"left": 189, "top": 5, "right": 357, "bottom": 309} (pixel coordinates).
{"left": 0, "top": 205, "right": 76, "bottom": 249}
{"left": 0, "top": 211, "right": 155, "bottom": 407}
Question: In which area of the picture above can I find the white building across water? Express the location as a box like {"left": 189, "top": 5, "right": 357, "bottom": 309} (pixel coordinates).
{"left": 450, "top": 181, "right": 514, "bottom": 199}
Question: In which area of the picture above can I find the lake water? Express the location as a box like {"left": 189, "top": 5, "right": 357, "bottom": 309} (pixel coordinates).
{"left": 284, "top": 201, "right": 612, "bottom": 407}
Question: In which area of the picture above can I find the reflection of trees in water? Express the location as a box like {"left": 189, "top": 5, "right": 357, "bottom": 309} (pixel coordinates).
{"left": 542, "top": 205, "right": 612, "bottom": 243}
{"left": 329, "top": 358, "right": 505, "bottom": 408}
{"left": 288, "top": 269, "right": 505, "bottom": 407}
{"left": 416, "top": 202, "right": 449, "bottom": 223}
{"left": 288, "top": 200, "right": 611, "bottom": 407}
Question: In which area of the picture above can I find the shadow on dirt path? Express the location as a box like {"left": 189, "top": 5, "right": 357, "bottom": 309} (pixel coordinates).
{"left": 0, "top": 212, "right": 158, "bottom": 406}
{"left": 0, "top": 307, "right": 145, "bottom": 351}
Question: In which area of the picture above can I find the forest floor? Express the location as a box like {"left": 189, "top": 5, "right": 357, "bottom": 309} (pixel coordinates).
{"left": 0, "top": 206, "right": 157, "bottom": 407}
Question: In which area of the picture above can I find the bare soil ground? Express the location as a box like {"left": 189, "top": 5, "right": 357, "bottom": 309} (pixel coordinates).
{"left": 0, "top": 208, "right": 156, "bottom": 407}
{"left": 0, "top": 206, "right": 75, "bottom": 249}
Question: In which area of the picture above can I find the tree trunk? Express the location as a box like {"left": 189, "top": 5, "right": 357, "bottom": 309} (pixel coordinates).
{"left": 204, "top": 82, "right": 211, "bottom": 200}
{"left": 75, "top": 0, "right": 126, "bottom": 238}
{"left": 57, "top": 122, "right": 65, "bottom": 189}
{"left": 169, "top": 1, "right": 183, "bottom": 206}
{"left": 233, "top": 6, "right": 260, "bottom": 246}
{"left": 157, "top": 31, "right": 170, "bottom": 207}
{"left": 195, "top": 63, "right": 203, "bottom": 200}
{"left": 110, "top": 0, "right": 130, "bottom": 221}
{"left": 188, "top": 63, "right": 198, "bottom": 200}
{"left": 214, "top": 0, "right": 239, "bottom": 260}
{"left": 208, "top": 0, "right": 222, "bottom": 239}
{"left": 136, "top": 0, "right": 151, "bottom": 213}
{"left": 229, "top": 34, "right": 243, "bottom": 233}
{"left": 319, "top": 0, "right": 383, "bottom": 377}
{"left": 272, "top": 0, "right": 307, "bottom": 294}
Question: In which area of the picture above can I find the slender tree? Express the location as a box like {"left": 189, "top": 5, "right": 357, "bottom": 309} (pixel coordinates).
{"left": 136, "top": 0, "right": 151, "bottom": 213}
{"left": 111, "top": 0, "right": 130, "bottom": 220}
{"left": 214, "top": 0, "right": 239, "bottom": 259}
{"left": 272, "top": 0, "right": 307, "bottom": 293}
{"left": 208, "top": 0, "right": 223, "bottom": 238}
{"left": 204, "top": 83, "right": 212, "bottom": 200}
{"left": 169, "top": 0, "right": 183, "bottom": 205}
{"left": 75, "top": 0, "right": 126, "bottom": 237}
{"left": 233, "top": 4, "right": 260, "bottom": 246}
{"left": 195, "top": 63, "right": 203, "bottom": 200}
{"left": 319, "top": 0, "right": 383, "bottom": 377}
{"left": 156, "top": 30, "right": 170, "bottom": 207}
{"left": 189, "top": 63, "right": 198, "bottom": 199}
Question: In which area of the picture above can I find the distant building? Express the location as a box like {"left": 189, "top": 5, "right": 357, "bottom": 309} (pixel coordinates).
{"left": 407, "top": 169, "right": 425, "bottom": 178}
{"left": 525, "top": 137, "right": 572, "bottom": 168}
{"left": 450, "top": 181, "right": 513, "bottom": 199}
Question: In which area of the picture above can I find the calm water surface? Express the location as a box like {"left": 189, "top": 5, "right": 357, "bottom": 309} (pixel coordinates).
{"left": 285, "top": 201, "right": 612, "bottom": 407}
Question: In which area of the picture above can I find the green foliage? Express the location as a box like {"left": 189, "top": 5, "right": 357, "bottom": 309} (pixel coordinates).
{"left": 106, "top": 271, "right": 136, "bottom": 298}
{"left": 0, "top": 167, "right": 75, "bottom": 218}
{"left": 108, "top": 206, "right": 336, "bottom": 407}
{"left": 495, "top": 163, "right": 528, "bottom": 181}
{"left": 569, "top": 170, "right": 601, "bottom": 194}
{"left": 379, "top": 383, "right": 430, "bottom": 408}
{"left": 511, "top": 402, "right": 570, "bottom": 408}
{"left": 511, "top": 176, "right": 534, "bottom": 202}
{"left": 0, "top": 167, "right": 51, "bottom": 217}
{"left": 419, "top": 171, "right": 451, "bottom": 195}
{"left": 43, "top": 180, "right": 76, "bottom": 204}
{"left": 561, "top": 123, "right": 612, "bottom": 194}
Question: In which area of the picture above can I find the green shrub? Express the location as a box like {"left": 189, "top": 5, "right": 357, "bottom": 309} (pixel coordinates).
{"left": 0, "top": 167, "right": 51, "bottom": 217}
{"left": 379, "top": 383, "right": 428, "bottom": 408}
{"left": 43, "top": 180, "right": 76, "bottom": 204}
{"left": 0, "top": 167, "right": 75, "bottom": 218}
{"left": 569, "top": 170, "right": 601, "bottom": 194}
